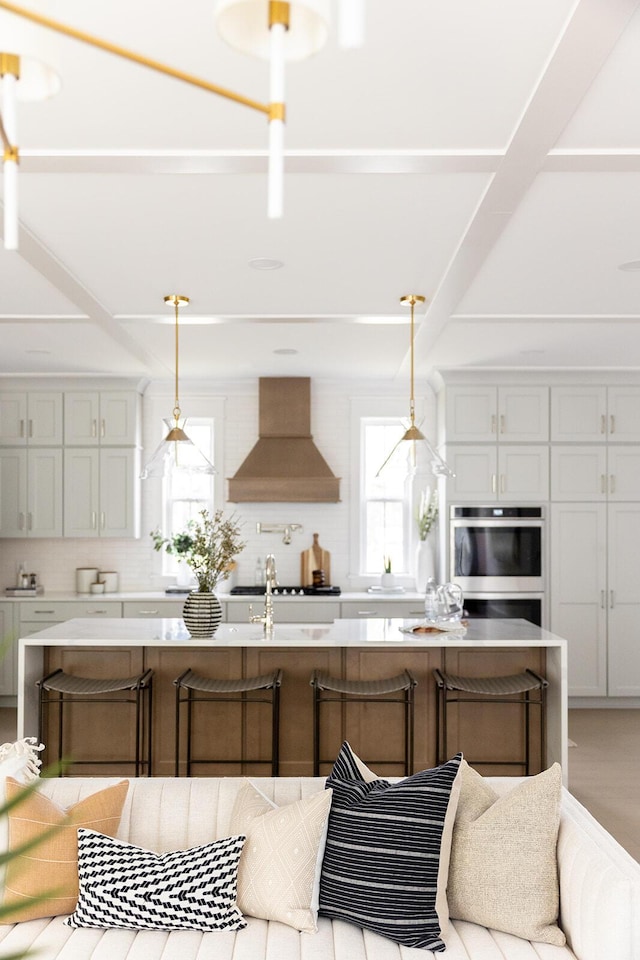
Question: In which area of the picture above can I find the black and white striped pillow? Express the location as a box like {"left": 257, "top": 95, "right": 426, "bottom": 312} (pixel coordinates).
{"left": 319, "top": 742, "right": 463, "bottom": 951}
{"left": 65, "top": 829, "right": 246, "bottom": 932}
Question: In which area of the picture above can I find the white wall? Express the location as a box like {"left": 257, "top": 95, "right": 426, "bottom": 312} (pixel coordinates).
{"left": 0, "top": 378, "right": 436, "bottom": 593}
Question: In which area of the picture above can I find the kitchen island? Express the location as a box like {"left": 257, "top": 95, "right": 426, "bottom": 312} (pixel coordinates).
{"left": 18, "top": 617, "right": 568, "bottom": 781}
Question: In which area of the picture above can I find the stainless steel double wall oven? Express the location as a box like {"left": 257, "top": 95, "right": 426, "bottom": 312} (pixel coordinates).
{"left": 449, "top": 505, "right": 545, "bottom": 626}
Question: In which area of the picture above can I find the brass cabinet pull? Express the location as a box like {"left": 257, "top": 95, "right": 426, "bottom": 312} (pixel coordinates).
{"left": 357, "top": 610, "right": 377, "bottom": 616}
{"left": 610, "top": 590, "right": 615, "bottom": 608}
{"left": 28, "top": 419, "right": 33, "bottom": 438}
{"left": 490, "top": 414, "right": 497, "bottom": 434}
{"left": 91, "top": 511, "right": 97, "bottom": 529}
{"left": 91, "top": 418, "right": 97, "bottom": 438}
{"left": 491, "top": 473, "right": 497, "bottom": 493}
{"left": 610, "top": 414, "right": 615, "bottom": 434}
{"left": 101, "top": 418, "right": 106, "bottom": 438}
{"left": 100, "top": 511, "right": 106, "bottom": 529}
{"left": 499, "top": 414, "right": 505, "bottom": 435}
{"left": 19, "top": 419, "right": 24, "bottom": 438}
{"left": 137, "top": 609, "right": 159, "bottom": 615}
{"left": 500, "top": 474, "right": 506, "bottom": 494}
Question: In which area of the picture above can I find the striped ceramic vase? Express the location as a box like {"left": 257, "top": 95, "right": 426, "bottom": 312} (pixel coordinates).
{"left": 182, "top": 592, "right": 223, "bottom": 639}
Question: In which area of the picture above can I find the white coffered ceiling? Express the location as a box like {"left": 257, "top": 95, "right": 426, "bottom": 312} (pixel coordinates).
{"left": 2, "top": 0, "right": 640, "bottom": 382}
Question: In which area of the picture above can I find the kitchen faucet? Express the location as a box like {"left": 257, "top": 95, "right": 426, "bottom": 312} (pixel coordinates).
{"left": 249, "top": 553, "right": 277, "bottom": 635}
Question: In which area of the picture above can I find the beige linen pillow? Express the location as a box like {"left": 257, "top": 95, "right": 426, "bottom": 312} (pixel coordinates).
{"left": 448, "top": 760, "right": 565, "bottom": 945}
{"left": 1, "top": 777, "right": 129, "bottom": 922}
{"left": 229, "top": 780, "right": 332, "bottom": 933}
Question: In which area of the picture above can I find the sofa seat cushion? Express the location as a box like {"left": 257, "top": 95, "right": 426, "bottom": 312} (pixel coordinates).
{"left": 0, "top": 914, "right": 579, "bottom": 959}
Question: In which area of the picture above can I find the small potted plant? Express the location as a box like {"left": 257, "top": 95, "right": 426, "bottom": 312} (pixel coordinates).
{"left": 381, "top": 556, "right": 395, "bottom": 590}
{"left": 152, "top": 509, "right": 246, "bottom": 637}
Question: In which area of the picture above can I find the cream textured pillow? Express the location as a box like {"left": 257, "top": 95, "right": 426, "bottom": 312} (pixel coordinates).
{"left": 229, "top": 780, "right": 332, "bottom": 933}
{"left": 448, "top": 760, "right": 565, "bottom": 945}
{"left": 1, "top": 777, "right": 129, "bottom": 922}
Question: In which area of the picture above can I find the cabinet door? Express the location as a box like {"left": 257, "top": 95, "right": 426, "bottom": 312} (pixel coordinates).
{"left": 0, "top": 393, "right": 27, "bottom": 446}
{"left": 550, "top": 386, "right": 607, "bottom": 442}
{"left": 498, "top": 446, "right": 549, "bottom": 500}
{"left": 550, "top": 504, "right": 607, "bottom": 696}
{"left": 550, "top": 446, "right": 607, "bottom": 501}
{"left": 64, "top": 392, "right": 100, "bottom": 445}
{"left": 444, "top": 387, "right": 496, "bottom": 442}
{"left": 100, "top": 448, "right": 140, "bottom": 538}
{"left": 445, "top": 446, "right": 498, "bottom": 502}
{"left": 64, "top": 448, "right": 100, "bottom": 537}
{"left": 607, "top": 387, "right": 640, "bottom": 442}
{"left": 498, "top": 387, "right": 549, "bottom": 441}
{"left": 27, "top": 393, "right": 63, "bottom": 445}
{"left": 100, "top": 392, "right": 139, "bottom": 445}
{"left": 0, "top": 449, "right": 27, "bottom": 537}
{"left": 28, "top": 449, "right": 63, "bottom": 537}
{"left": 607, "top": 504, "right": 640, "bottom": 696}
{"left": 0, "top": 602, "right": 17, "bottom": 696}
{"left": 607, "top": 446, "right": 640, "bottom": 501}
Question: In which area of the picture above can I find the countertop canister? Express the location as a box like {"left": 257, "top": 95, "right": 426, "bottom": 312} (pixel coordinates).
{"left": 100, "top": 572, "right": 119, "bottom": 593}
{"left": 76, "top": 568, "right": 98, "bottom": 594}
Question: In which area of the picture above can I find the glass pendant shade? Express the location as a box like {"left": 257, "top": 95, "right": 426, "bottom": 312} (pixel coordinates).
{"left": 140, "top": 418, "right": 216, "bottom": 480}
{"left": 214, "top": 0, "right": 331, "bottom": 61}
{"left": 376, "top": 294, "right": 454, "bottom": 480}
{"left": 0, "top": 6, "right": 61, "bottom": 100}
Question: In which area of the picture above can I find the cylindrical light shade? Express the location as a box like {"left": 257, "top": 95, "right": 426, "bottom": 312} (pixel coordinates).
{"left": 2, "top": 71, "right": 18, "bottom": 249}
{"left": 338, "top": 0, "right": 364, "bottom": 48}
{"left": 0, "top": 2, "right": 61, "bottom": 100}
{"left": 215, "top": 0, "right": 330, "bottom": 61}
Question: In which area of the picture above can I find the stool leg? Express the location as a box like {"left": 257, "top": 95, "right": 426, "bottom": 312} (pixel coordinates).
{"left": 186, "top": 687, "right": 193, "bottom": 777}
{"left": 146, "top": 679, "right": 153, "bottom": 776}
{"left": 524, "top": 690, "right": 531, "bottom": 776}
{"left": 135, "top": 684, "right": 142, "bottom": 777}
{"left": 58, "top": 691, "right": 64, "bottom": 772}
{"left": 541, "top": 684, "right": 547, "bottom": 770}
{"left": 175, "top": 683, "right": 181, "bottom": 777}
{"left": 313, "top": 682, "right": 320, "bottom": 777}
{"left": 272, "top": 683, "right": 280, "bottom": 777}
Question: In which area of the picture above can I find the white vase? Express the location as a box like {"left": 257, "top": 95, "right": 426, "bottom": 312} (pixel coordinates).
{"left": 182, "top": 592, "right": 223, "bottom": 639}
{"left": 415, "top": 539, "right": 436, "bottom": 593}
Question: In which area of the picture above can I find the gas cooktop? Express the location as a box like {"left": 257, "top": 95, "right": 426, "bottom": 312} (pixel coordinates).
{"left": 230, "top": 585, "right": 341, "bottom": 596}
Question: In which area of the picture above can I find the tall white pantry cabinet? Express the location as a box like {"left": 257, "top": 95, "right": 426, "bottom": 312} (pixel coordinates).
{"left": 0, "top": 385, "right": 141, "bottom": 540}
{"left": 439, "top": 378, "right": 640, "bottom": 699}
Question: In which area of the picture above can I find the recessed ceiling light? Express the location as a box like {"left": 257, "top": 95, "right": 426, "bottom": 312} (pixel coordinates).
{"left": 273, "top": 348, "right": 298, "bottom": 355}
{"left": 618, "top": 260, "right": 640, "bottom": 272}
{"left": 248, "top": 258, "right": 284, "bottom": 271}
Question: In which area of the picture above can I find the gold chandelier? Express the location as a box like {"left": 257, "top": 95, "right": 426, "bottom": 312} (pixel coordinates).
{"left": 0, "top": 0, "right": 366, "bottom": 250}
{"left": 376, "top": 294, "right": 454, "bottom": 479}
{"left": 140, "top": 294, "right": 215, "bottom": 480}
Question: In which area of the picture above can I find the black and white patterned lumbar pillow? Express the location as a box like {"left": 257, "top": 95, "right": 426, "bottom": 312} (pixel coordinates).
{"left": 65, "top": 829, "right": 246, "bottom": 932}
{"left": 319, "top": 742, "right": 463, "bottom": 951}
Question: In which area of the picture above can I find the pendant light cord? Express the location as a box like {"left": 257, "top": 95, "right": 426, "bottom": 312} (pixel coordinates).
{"left": 173, "top": 297, "right": 181, "bottom": 425}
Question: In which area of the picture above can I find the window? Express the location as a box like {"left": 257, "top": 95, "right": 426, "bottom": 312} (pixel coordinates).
{"left": 163, "top": 419, "right": 215, "bottom": 576}
{"left": 361, "top": 419, "right": 411, "bottom": 576}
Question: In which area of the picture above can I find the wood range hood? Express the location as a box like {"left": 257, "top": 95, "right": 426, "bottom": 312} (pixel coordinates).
{"left": 227, "top": 378, "right": 341, "bottom": 503}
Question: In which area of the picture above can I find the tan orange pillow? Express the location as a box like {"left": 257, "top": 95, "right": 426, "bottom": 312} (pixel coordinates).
{"left": 1, "top": 778, "right": 129, "bottom": 922}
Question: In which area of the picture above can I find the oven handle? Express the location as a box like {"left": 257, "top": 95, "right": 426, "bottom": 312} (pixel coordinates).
{"left": 450, "top": 518, "right": 544, "bottom": 528}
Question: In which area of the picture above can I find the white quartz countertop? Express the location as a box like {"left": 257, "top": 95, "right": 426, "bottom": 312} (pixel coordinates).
{"left": 19, "top": 617, "right": 567, "bottom": 649}
{"left": 7, "top": 590, "right": 424, "bottom": 603}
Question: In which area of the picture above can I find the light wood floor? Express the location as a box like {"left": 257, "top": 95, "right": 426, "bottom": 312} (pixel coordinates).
{"left": 2, "top": 706, "right": 638, "bottom": 861}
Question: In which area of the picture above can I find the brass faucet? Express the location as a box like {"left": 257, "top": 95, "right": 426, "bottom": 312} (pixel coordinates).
{"left": 249, "top": 554, "right": 277, "bottom": 635}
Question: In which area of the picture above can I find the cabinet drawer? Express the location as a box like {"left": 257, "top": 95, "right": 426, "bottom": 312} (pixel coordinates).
{"left": 122, "top": 600, "right": 188, "bottom": 618}
{"left": 19, "top": 600, "right": 122, "bottom": 621}
{"left": 340, "top": 600, "right": 426, "bottom": 619}
{"left": 225, "top": 599, "right": 336, "bottom": 624}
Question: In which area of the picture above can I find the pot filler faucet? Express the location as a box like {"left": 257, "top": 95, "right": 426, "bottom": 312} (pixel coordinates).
{"left": 249, "top": 553, "right": 277, "bottom": 636}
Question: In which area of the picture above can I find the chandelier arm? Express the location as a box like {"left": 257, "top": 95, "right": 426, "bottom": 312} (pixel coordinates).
{"left": 0, "top": 0, "right": 271, "bottom": 116}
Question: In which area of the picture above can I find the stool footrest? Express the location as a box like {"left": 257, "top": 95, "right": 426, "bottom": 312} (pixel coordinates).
{"left": 311, "top": 670, "right": 417, "bottom": 696}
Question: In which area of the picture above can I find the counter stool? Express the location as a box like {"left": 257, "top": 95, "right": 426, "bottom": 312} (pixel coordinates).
{"left": 174, "top": 668, "right": 283, "bottom": 776}
{"left": 434, "top": 668, "right": 548, "bottom": 775}
{"left": 311, "top": 669, "right": 417, "bottom": 776}
{"left": 37, "top": 668, "right": 153, "bottom": 776}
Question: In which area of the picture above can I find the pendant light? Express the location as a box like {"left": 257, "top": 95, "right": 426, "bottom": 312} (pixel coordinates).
{"left": 140, "top": 295, "right": 216, "bottom": 480}
{"left": 376, "top": 294, "right": 454, "bottom": 479}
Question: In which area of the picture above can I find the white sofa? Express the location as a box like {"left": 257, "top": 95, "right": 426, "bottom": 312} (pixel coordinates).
{"left": 0, "top": 774, "right": 639, "bottom": 960}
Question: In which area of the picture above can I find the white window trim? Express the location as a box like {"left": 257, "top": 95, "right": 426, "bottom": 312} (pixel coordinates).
{"left": 348, "top": 396, "right": 422, "bottom": 590}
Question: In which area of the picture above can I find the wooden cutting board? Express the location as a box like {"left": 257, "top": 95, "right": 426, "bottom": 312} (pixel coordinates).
{"left": 300, "top": 533, "right": 331, "bottom": 586}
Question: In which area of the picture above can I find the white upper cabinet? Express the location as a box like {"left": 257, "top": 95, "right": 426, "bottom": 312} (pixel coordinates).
{"left": 64, "top": 391, "right": 140, "bottom": 446}
{"left": 551, "top": 445, "right": 640, "bottom": 501}
{"left": 0, "top": 392, "right": 63, "bottom": 446}
{"left": 445, "top": 386, "right": 549, "bottom": 442}
{"left": 551, "top": 386, "right": 640, "bottom": 442}
{"left": 64, "top": 447, "right": 140, "bottom": 538}
{"left": 445, "top": 445, "right": 549, "bottom": 502}
{"left": 0, "top": 448, "right": 63, "bottom": 537}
